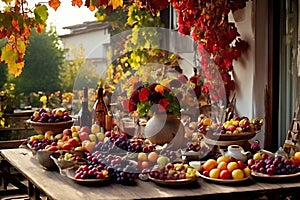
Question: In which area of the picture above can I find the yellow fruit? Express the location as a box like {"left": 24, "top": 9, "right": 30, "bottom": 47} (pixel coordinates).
{"left": 217, "top": 156, "right": 230, "bottom": 164}
{"left": 253, "top": 152, "right": 262, "bottom": 160}
{"left": 243, "top": 167, "right": 251, "bottom": 177}
{"left": 294, "top": 152, "right": 300, "bottom": 160}
{"left": 232, "top": 169, "right": 244, "bottom": 179}
{"left": 227, "top": 161, "right": 239, "bottom": 172}
{"left": 209, "top": 168, "right": 220, "bottom": 179}
{"left": 203, "top": 118, "right": 211, "bottom": 126}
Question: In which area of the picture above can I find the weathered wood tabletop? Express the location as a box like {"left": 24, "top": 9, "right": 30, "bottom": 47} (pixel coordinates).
{"left": 1, "top": 148, "right": 300, "bottom": 200}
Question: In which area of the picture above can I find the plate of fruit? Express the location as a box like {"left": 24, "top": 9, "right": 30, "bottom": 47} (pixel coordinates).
{"left": 198, "top": 116, "right": 263, "bottom": 141}
{"left": 147, "top": 163, "right": 199, "bottom": 186}
{"left": 198, "top": 157, "right": 251, "bottom": 184}
{"left": 66, "top": 166, "right": 110, "bottom": 186}
{"left": 248, "top": 152, "right": 300, "bottom": 180}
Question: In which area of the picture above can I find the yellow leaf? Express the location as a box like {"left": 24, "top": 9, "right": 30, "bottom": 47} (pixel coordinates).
{"left": 8, "top": 61, "right": 24, "bottom": 77}
{"left": 111, "top": 0, "right": 123, "bottom": 9}
{"left": 16, "top": 38, "right": 26, "bottom": 53}
{"left": 48, "top": 0, "right": 61, "bottom": 11}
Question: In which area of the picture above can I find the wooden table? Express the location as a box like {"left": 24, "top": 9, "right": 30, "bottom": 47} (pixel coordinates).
{"left": 1, "top": 148, "right": 300, "bottom": 200}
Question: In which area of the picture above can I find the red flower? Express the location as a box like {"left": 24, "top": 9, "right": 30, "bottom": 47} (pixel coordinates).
{"left": 158, "top": 98, "right": 170, "bottom": 112}
{"left": 189, "top": 76, "right": 198, "bottom": 85}
{"left": 122, "top": 99, "right": 137, "bottom": 112}
{"left": 139, "top": 88, "right": 150, "bottom": 102}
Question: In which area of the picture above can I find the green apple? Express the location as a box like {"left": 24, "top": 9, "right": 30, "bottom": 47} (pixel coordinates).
{"left": 157, "top": 156, "right": 170, "bottom": 166}
{"left": 89, "top": 134, "right": 97, "bottom": 142}
{"left": 72, "top": 131, "right": 79, "bottom": 138}
{"left": 96, "top": 132, "right": 105, "bottom": 141}
{"left": 74, "top": 146, "right": 83, "bottom": 151}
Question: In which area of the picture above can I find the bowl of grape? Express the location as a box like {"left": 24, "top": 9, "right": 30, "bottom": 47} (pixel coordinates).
{"left": 27, "top": 108, "right": 74, "bottom": 134}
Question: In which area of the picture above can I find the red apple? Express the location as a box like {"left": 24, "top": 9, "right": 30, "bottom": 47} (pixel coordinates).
{"left": 237, "top": 160, "right": 246, "bottom": 169}
{"left": 68, "top": 138, "right": 79, "bottom": 147}
{"left": 63, "top": 129, "right": 72, "bottom": 136}
{"left": 80, "top": 126, "right": 90, "bottom": 133}
{"left": 62, "top": 143, "right": 73, "bottom": 151}
{"left": 202, "top": 170, "right": 210, "bottom": 177}
{"left": 227, "top": 125, "right": 236, "bottom": 132}
{"left": 247, "top": 158, "right": 255, "bottom": 168}
{"left": 61, "top": 135, "right": 69, "bottom": 142}
{"left": 45, "top": 145, "right": 58, "bottom": 151}
{"left": 105, "top": 131, "right": 111, "bottom": 137}
{"left": 79, "top": 132, "right": 89, "bottom": 142}
{"left": 219, "top": 169, "right": 231, "bottom": 179}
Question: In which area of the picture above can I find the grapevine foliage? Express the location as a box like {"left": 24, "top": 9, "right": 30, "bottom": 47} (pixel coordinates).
{"left": 0, "top": 0, "right": 248, "bottom": 90}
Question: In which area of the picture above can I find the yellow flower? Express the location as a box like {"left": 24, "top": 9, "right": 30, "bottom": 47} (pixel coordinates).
{"left": 154, "top": 85, "right": 165, "bottom": 94}
{"left": 40, "top": 95, "right": 47, "bottom": 103}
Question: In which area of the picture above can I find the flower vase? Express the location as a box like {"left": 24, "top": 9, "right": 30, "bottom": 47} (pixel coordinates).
{"left": 144, "top": 113, "right": 184, "bottom": 149}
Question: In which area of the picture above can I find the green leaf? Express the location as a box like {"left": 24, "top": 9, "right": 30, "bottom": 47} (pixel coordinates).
{"left": 1, "top": 46, "right": 18, "bottom": 64}
{"left": 34, "top": 5, "right": 48, "bottom": 22}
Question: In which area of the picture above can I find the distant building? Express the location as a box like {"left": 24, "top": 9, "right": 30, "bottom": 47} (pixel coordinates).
{"left": 60, "top": 21, "right": 110, "bottom": 76}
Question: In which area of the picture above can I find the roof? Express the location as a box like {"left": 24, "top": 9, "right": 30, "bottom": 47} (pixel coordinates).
{"left": 60, "top": 21, "right": 110, "bottom": 38}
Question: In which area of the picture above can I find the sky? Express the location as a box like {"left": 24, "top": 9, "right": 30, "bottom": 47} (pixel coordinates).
{"left": 35, "top": 1, "right": 97, "bottom": 35}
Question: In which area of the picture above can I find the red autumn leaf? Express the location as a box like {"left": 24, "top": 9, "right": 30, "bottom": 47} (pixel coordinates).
{"left": 48, "top": 0, "right": 61, "bottom": 11}
{"left": 72, "top": 0, "right": 83, "bottom": 8}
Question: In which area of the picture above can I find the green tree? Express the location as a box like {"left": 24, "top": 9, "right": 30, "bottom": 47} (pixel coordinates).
{"left": 0, "top": 40, "right": 8, "bottom": 89}
{"left": 12, "top": 27, "right": 65, "bottom": 95}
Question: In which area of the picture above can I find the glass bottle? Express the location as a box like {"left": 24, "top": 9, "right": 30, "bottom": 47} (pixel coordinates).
{"left": 93, "top": 87, "right": 108, "bottom": 130}
{"left": 77, "top": 87, "right": 92, "bottom": 128}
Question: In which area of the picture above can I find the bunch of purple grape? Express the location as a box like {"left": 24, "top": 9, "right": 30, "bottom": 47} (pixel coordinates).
{"left": 82, "top": 151, "right": 139, "bottom": 185}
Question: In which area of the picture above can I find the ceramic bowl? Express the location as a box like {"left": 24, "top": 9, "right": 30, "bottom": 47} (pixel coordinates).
{"left": 36, "top": 150, "right": 59, "bottom": 171}
{"left": 26, "top": 119, "right": 74, "bottom": 134}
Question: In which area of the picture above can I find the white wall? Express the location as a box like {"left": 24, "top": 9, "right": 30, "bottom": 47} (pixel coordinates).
{"left": 62, "top": 29, "right": 110, "bottom": 61}
{"left": 233, "top": 0, "right": 268, "bottom": 146}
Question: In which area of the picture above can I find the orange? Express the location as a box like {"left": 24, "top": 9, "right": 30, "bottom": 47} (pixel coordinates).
{"left": 217, "top": 161, "right": 228, "bottom": 171}
{"left": 202, "top": 159, "right": 217, "bottom": 171}
{"left": 294, "top": 152, "right": 300, "bottom": 160}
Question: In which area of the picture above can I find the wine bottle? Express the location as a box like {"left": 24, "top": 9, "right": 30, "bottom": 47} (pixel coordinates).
{"left": 93, "top": 87, "right": 108, "bottom": 129}
{"left": 77, "top": 87, "right": 92, "bottom": 128}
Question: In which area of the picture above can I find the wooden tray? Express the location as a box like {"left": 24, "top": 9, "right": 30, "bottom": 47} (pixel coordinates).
{"left": 148, "top": 176, "right": 198, "bottom": 186}
{"left": 198, "top": 173, "right": 250, "bottom": 184}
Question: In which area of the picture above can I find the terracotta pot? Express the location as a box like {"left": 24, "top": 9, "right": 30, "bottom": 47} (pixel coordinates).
{"left": 144, "top": 113, "right": 184, "bottom": 149}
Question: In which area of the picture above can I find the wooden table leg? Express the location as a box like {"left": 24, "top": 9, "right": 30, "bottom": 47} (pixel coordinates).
{"left": 28, "top": 181, "right": 41, "bottom": 200}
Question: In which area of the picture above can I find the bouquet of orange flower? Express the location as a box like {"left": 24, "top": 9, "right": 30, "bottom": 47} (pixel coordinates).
{"left": 123, "top": 82, "right": 181, "bottom": 117}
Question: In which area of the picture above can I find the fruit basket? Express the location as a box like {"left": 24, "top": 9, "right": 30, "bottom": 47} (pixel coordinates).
{"left": 26, "top": 119, "right": 74, "bottom": 134}
{"left": 205, "top": 131, "right": 259, "bottom": 141}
